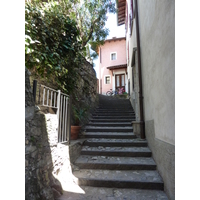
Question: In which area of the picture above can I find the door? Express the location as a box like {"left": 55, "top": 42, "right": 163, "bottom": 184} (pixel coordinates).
{"left": 115, "top": 74, "right": 125, "bottom": 92}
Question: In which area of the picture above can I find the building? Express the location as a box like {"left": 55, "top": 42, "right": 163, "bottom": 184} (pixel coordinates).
{"left": 98, "top": 37, "right": 127, "bottom": 95}
{"left": 116, "top": 0, "right": 175, "bottom": 199}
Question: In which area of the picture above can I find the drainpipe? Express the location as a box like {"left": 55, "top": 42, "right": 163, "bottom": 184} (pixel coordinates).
{"left": 134, "top": 0, "right": 145, "bottom": 139}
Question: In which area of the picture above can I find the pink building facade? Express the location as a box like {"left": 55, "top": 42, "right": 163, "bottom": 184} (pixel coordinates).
{"left": 98, "top": 37, "right": 127, "bottom": 95}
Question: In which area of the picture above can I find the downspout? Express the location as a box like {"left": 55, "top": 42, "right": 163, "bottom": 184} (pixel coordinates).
{"left": 134, "top": 0, "right": 145, "bottom": 139}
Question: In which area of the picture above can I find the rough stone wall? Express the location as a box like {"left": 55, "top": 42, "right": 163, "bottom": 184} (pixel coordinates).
{"left": 25, "top": 68, "right": 63, "bottom": 200}
{"left": 45, "top": 113, "right": 81, "bottom": 191}
{"left": 29, "top": 59, "right": 98, "bottom": 126}
{"left": 26, "top": 58, "right": 98, "bottom": 199}
{"left": 71, "top": 59, "right": 98, "bottom": 125}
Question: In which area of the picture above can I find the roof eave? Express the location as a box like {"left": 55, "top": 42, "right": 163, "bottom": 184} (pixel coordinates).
{"left": 116, "top": 0, "right": 126, "bottom": 26}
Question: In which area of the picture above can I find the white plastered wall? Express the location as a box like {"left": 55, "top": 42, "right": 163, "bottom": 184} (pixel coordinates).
{"left": 138, "top": 0, "right": 175, "bottom": 145}
{"left": 126, "top": 0, "right": 139, "bottom": 120}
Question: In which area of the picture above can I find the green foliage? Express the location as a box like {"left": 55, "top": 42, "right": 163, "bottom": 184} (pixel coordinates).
{"left": 73, "top": 0, "right": 116, "bottom": 59}
{"left": 30, "top": 136, "right": 36, "bottom": 144}
{"left": 72, "top": 105, "right": 88, "bottom": 126}
{"left": 25, "top": 0, "right": 116, "bottom": 91}
{"left": 25, "top": 0, "right": 83, "bottom": 93}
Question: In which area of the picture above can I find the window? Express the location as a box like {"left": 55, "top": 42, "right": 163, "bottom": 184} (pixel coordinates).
{"left": 111, "top": 53, "right": 117, "bottom": 60}
{"left": 105, "top": 76, "right": 110, "bottom": 84}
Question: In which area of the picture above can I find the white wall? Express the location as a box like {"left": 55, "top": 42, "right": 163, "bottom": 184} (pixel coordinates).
{"left": 138, "top": 0, "right": 175, "bottom": 145}
{"left": 125, "top": 0, "right": 139, "bottom": 120}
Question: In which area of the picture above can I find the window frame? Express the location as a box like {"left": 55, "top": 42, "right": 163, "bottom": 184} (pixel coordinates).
{"left": 104, "top": 75, "right": 111, "bottom": 84}
{"left": 110, "top": 52, "right": 117, "bottom": 61}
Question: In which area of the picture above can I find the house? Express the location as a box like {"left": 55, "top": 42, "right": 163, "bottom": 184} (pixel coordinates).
{"left": 116, "top": 0, "right": 175, "bottom": 199}
{"left": 98, "top": 37, "right": 127, "bottom": 95}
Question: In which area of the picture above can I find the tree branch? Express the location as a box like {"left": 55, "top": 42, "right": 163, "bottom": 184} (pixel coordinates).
{"left": 82, "top": 17, "right": 99, "bottom": 47}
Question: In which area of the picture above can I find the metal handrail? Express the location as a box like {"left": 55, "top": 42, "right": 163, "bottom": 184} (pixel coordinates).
{"left": 39, "top": 84, "right": 58, "bottom": 92}
{"left": 33, "top": 80, "right": 71, "bottom": 144}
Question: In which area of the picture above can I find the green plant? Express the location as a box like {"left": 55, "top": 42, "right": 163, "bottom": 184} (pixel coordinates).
{"left": 72, "top": 106, "right": 88, "bottom": 126}
{"left": 25, "top": 0, "right": 116, "bottom": 93}
{"left": 122, "top": 92, "right": 128, "bottom": 99}
{"left": 25, "top": 0, "right": 83, "bottom": 93}
{"left": 30, "top": 136, "right": 36, "bottom": 144}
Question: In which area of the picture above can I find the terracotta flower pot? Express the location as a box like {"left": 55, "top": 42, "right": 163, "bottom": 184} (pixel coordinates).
{"left": 71, "top": 126, "right": 81, "bottom": 140}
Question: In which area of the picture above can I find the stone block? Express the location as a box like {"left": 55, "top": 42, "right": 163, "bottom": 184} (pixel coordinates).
{"left": 131, "top": 121, "right": 143, "bottom": 136}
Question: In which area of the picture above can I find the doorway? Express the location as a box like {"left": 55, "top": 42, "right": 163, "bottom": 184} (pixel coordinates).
{"left": 115, "top": 74, "right": 125, "bottom": 92}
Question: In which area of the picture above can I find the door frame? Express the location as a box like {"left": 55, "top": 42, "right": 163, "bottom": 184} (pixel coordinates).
{"left": 115, "top": 73, "right": 125, "bottom": 92}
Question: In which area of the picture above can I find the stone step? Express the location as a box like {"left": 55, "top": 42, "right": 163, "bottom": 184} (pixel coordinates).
{"left": 98, "top": 98, "right": 130, "bottom": 101}
{"left": 73, "top": 169, "right": 164, "bottom": 190}
{"left": 83, "top": 132, "right": 137, "bottom": 139}
{"left": 93, "top": 113, "right": 135, "bottom": 116}
{"left": 90, "top": 118, "right": 134, "bottom": 122}
{"left": 57, "top": 186, "right": 168, "bottom": 200}
{"left": 95, "top": 109, "right": 134, "bottom": 112}
{"left": 98, "top": 101, "right": 131, "bottom": 104}
{"left": 98, "top": 107, "right": 133, "bottom": 109}
{"left": 84, "top": 138, "right": 147, "bottom": 147}
{"left": 75, "top": 155, "right": 156, "bottom": 170}
{"left": 95, "top": 110, "right": 135, "bottom": 113}
{"left": 84, "top": 126, "right": 133, "bottom": 132}
{"left": 87, "top": 122, "right": 132, "bottom": 127}
{"left": 81, "top": 146, "right": 152, "bottom": 157}
{"left": 98, "top": 101, "right": 132, "bottom": 103}
{"left": 92, "top": 116, "right": 135, "bottom": 119}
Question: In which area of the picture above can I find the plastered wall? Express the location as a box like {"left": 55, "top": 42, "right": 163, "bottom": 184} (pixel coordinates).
{"left": 138, "top": 0, "right": 175, "bottom": 145}
{"left": 99, "top": 38, "right": 127, "bottom": 94}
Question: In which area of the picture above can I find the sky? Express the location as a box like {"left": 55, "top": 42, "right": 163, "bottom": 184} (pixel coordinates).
{"left": 93, "top": 13, "right": 125, "bottom": 79}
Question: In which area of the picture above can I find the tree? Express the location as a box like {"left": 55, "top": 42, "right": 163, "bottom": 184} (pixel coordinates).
{"left": 25, "top": 0, "right": 83, "bottom": 93}
{"left": 54, "top": 0, "right": 116, "bottom": 59}
{"left": 72, "top": 0, "right": 116, "bottom": 59}
{"left": 25, "top": 0, "right": 116, "bottom": 92}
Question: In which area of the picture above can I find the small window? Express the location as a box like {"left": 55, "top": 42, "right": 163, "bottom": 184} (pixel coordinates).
{"left": 111, "top": 53, "right": 116, "bottom": 60}
{"left": 105, "top": 76, "right": 110, "bottom": 84}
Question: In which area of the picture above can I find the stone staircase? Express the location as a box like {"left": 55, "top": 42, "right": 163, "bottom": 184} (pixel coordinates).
{"left": 62, "top": 95, "right": 168, "bottom": 199}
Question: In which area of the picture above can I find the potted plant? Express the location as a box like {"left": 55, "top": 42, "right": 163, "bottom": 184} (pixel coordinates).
{"left": 71, "top": 106, "right": 87, "bottom": 140}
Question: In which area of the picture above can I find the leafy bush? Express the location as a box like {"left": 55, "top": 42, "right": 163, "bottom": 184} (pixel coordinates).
{"left": 25, "top": 0, "right": 116, "bottom": 92}
{"left": 25, "top": 0, "right": 83, "bottom": 93}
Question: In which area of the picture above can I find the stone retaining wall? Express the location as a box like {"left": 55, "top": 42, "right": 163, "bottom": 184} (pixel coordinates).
{"left": 26, "top": 59, "right": 98, "bottom": 199}
{"left": 26, "top": 67, "right": 63, "bottom": 200}
{"left": 45, "top": 113, "right": 83, "bottom": 193}
{"left": 70, "top": 59, "right": 98, "bottom": 125}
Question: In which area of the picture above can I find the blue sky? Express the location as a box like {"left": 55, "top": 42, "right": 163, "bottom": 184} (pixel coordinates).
{"left": 93, "top": 13, "right": 125, "bottom": 78}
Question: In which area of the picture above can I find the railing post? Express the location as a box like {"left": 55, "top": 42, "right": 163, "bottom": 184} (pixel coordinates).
{"left": 33, "top": 80, "right": 37, "bottom": 103}
{"left": 38, "top": 84, "right": 41, "bottom": 105}
{"left": 67, "top": 96, "right": 71, "bottom": 144}
{"left": 43, "top": 87, "right": 45, "bottom": 106}
{"left": 57, "top": 90, "right": 61, "bottom": 142}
